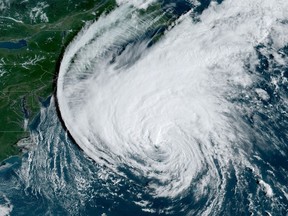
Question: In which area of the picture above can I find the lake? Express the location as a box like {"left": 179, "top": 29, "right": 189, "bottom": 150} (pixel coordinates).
{"left": 0, "top": 39, "right": 27, "bottom": 49}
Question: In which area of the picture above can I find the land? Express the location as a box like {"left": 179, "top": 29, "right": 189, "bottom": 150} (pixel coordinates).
{"left": 0, "top": 0, "right": 116, "bottom": 161}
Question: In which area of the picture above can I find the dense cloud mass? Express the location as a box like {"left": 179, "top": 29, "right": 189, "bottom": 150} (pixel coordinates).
{"left": 55, "top": 0, "right": 288, "bottom": 214}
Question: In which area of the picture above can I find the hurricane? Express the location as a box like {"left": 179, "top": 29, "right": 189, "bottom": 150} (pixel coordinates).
{"left": 1, "top": 0, "right": 288, "bottom": 215}
{"left": 56, "top": 0, "right": 288, "bottom": 214}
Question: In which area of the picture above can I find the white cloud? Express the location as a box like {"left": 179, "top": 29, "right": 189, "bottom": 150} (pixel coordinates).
{"left": 57, "top": 0, "right": 288, "bottom": 210}
{"left": 116, "top": 0, "right": 157, "bottom": 9}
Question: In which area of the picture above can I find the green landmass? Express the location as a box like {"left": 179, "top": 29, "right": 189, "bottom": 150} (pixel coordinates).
{"left": 0, "top": 0, "right": 116, "bottom": 161}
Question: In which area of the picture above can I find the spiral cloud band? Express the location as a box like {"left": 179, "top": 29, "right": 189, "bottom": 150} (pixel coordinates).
{"left": 57, "top": 0, "right": 288, "bottom": 205}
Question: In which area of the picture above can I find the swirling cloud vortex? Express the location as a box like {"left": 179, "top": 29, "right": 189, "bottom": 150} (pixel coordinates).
{"left": 57, "top": 0, "right": 288, "bottom": 199}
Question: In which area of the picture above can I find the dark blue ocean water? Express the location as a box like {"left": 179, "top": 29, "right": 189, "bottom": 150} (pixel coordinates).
{"left": 0, "top": 0, "right": 288, "bottom": 215}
